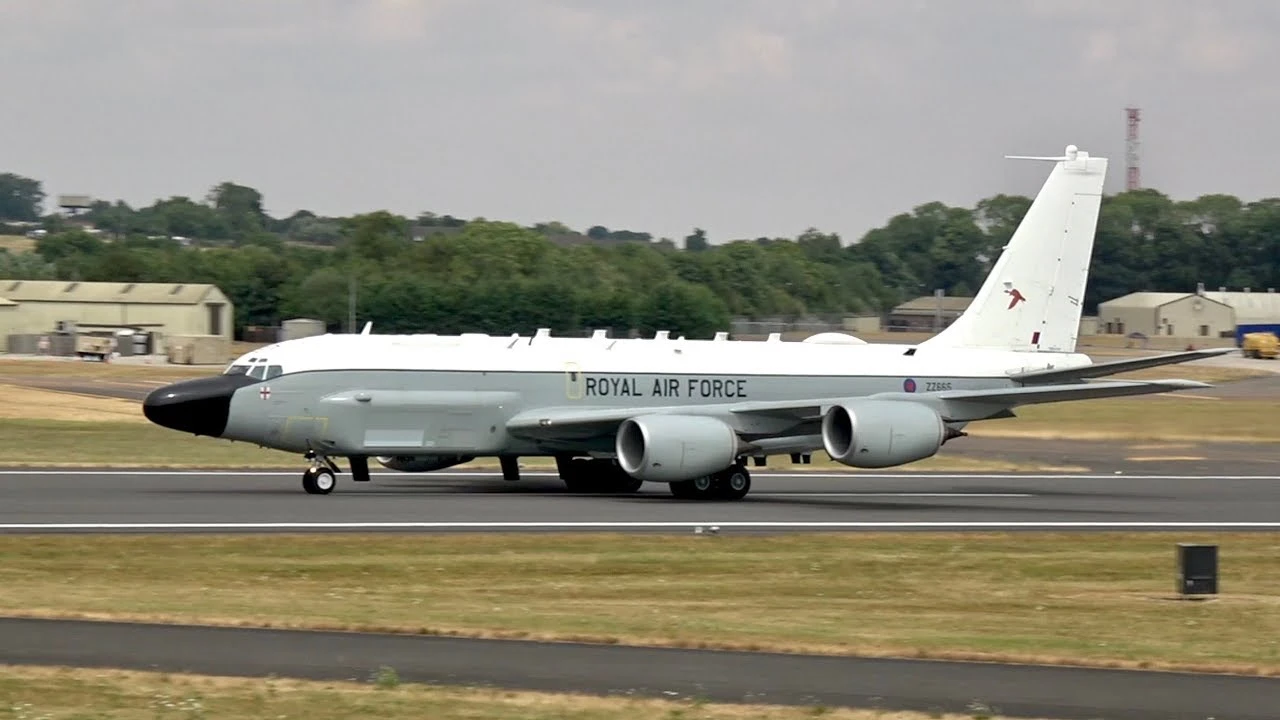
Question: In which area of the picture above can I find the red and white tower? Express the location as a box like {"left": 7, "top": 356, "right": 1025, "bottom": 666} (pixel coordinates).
{"left": 1125, "top": 107, "right": 1141, "bottom": 191}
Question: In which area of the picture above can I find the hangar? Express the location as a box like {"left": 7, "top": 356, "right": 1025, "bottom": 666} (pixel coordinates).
{"left": 1097, "top": 286, "right": 1280, "bottom": 339}
{"left": 0, "top": 279, "right": 234, "bottom": 351}
{"left": 886, "top": 295, "right": 973, "bottom": 332}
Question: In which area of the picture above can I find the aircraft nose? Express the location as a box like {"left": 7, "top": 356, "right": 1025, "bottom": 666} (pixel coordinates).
{"left": 143, "top": 375, "right": 257, "bottom": 437}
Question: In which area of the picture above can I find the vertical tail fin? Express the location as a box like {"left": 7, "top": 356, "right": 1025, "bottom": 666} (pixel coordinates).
{"left": 920, "top": 145, "right": 1107, "bottom": 353}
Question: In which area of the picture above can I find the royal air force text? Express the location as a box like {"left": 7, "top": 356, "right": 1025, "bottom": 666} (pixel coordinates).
{"left": 583, "top": 376, "right": 747, "bottom": 399}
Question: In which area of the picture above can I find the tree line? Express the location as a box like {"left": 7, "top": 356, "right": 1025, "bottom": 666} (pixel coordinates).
{"left": 1, "top": 171, "right": 1277, "bottom": 339}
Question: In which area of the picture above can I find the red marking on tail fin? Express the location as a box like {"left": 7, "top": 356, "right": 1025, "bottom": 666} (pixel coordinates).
{"left": 1031, "top": 331, "right": 1041, "bottom": 345}
{"left": 1005, "top": 288, "right": 1027, "bottom": 309}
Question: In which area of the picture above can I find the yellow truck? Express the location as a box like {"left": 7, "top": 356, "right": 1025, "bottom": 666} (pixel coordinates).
{"left": 1241, "top": 332, "right": 1279, "bottom": 359}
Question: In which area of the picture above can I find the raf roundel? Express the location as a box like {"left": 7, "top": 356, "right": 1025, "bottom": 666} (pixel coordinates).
{"left": 902, "top": 378, "right": 917, "bottom": 393}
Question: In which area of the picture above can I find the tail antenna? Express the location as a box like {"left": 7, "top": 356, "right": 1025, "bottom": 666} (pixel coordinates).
{"left": 1005, "top": 144, "right": 1083, "bottom": 162}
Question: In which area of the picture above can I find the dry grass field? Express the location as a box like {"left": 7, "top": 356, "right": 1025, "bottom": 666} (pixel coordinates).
{"left": 2, "top": 533, "right": 1278, "bottom": 676}
{"left": 0, "top": 234, "right": 36, "bottom": 253}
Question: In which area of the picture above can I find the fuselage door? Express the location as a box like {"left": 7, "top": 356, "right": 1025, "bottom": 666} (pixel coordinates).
{"left": 565, "top": 362, "right": 584, "bottom": 400}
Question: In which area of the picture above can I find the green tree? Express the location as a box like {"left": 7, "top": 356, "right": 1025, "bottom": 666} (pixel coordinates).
{"left": 208, "top": 181, "right": 267, "bottom": 241}
{"left": 636, "top": 280, "right": 731, "bottom": 338}
{"left": 684, "top": 227, "right": 709, "bottom": 252}
{"left": 0, "top": 173, "right": 44, "bottom": 222}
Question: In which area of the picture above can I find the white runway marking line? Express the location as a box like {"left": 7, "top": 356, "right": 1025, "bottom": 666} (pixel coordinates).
{"left": 2, "top": 471, "right": 1279, "bottom": 481}
{"left": 754, "top": 493, "right": 1035, "bottom": 498}
{"left": 3, "top": 521, "right": 1280, "bottom": 530}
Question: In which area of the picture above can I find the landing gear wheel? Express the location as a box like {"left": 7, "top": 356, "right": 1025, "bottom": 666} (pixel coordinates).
{"left": 669, "top": 474, "right": 716, "bottom": 500}
{"left": 611, "top": 475, "right": 644, "bottom": 493}
{"left": 670, "top": 465, "right": 751, "bottom": 501}
{"left": 558, "top": 458, "right": 644, "bottom": 494}
{"left": 302, "top": 467, "right": 336, "bottom": 495}
{"left": 715, "top": 465, "right": 751, "bottom": 500}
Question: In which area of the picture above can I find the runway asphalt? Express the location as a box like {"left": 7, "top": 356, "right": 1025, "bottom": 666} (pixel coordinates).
{"left": 3, "top": 468, "right": 1280, "bottom": 532}
{"left": 4, "top": 617, "right": 1279, "bottom": 720}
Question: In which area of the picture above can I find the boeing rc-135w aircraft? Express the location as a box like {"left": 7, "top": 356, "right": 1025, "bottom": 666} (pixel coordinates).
{"left": 143, "top": 145, "right": 1230, "bottom": 499}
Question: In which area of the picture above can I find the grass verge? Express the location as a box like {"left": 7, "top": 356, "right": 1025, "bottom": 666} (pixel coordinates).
{"left": 2, "top": 533, "right": 1279, "bottom": 676}
{"left": 1108, "top": 365, "right": 1272, "bottom": 383}
{"left": 0, "top": 666, "right": 1025, "bottom": 720}
{"left": 968, "top": 396, "right": 1280, "bottom": 442}
{"left": 0, "top": 234, "right": 35, "bottom": 253}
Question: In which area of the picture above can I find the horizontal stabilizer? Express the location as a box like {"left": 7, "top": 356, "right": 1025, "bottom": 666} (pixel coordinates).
{"left": 1010, "top": 348, "right": 1236, "bottom": 384}
{"left": 922, "top": 379, "right": 1211, "bottom": 422}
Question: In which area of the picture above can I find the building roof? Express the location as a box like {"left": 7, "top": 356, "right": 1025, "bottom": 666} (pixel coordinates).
{"left": 891, "top": 295, "right": 973, "bottom": 315}
{"left": 1097, "top": 292, "right": 1190, "bottom": 309}
{"left": 0, "top": 279, "right": 223, "bottom": 305}
{"left": 1202, "top": 291, "right": 1280, "bottom": 324}
{"left": 1100, "top": 289, "right": 1280, "bottom": 323}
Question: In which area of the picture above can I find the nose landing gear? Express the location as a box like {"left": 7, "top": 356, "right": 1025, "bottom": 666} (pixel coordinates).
{"left": 299, "top": 452, "right": 373, "bottom": 494}
{"left": 302, "top": 451, "right": 340, "bottom": 495}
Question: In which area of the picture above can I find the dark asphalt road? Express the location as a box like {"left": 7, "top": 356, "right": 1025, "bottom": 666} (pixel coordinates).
{"left": 3, "top": 617, "right": 1278, "bottom": 720}
{"left": 3, "top": 468, "right": 1280, "bottom": 532}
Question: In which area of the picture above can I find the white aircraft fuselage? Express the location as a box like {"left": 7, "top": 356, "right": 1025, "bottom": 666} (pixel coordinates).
{"left": 142, "top": 145, "right": 1225, "bottom": 499}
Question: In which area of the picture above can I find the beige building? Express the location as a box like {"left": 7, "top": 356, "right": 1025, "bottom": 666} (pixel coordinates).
{"left": 1097, "top": 291, "right": 1235, "bottom": 338}
{"left": 1201, "top": 288, "right": 1280, "bottom": 326}
{"left": 887, "top": 295, "right": 973, "bottom": 332}
{"left": 0, "top": 279, "right": 234, "bottom": 347}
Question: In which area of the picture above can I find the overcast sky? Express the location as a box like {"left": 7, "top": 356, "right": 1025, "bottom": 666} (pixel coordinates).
{"left": 2, "top": 1, "right": 1277, "bottom": 244}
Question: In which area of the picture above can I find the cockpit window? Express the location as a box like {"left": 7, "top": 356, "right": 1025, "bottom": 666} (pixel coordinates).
{"left": 225, "top": 358, "right": 284, "bottom": 380}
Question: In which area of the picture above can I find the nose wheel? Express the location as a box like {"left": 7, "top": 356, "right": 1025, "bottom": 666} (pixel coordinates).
{"left": 302, "top": 466, "right": 336, "bottom": 494}
{"left": 301, "top": 451, "right": 340, "bottom": 495}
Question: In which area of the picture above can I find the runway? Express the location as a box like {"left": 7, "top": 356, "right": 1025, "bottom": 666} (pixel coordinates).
{"left": 4, "top": 617, "right": 1278, "bottom": 720}
{"left": 3, "top": 468, "right": 1280, "bottom": 532}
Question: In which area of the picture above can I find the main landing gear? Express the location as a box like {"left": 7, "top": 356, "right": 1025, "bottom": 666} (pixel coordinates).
{"left": 300, "top": 452, "right": 370, "bottom": 495}
{"left": 554, "top": 455, "right": 751, "bottom": 500}
{"left": 669, "top": 463, "right": 751, "bottom": 501}
{"left": 555, "top": 456, "right": 645, "bottom": 494}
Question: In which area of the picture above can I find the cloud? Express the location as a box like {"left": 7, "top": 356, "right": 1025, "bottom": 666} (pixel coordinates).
{"left": 354, "top": 0, "right": 461, "bottom": 43}
{"left": 2, "top": 1, "right": 1278, "bottom": 244}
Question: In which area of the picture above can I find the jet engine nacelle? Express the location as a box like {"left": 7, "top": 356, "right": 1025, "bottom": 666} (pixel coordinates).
{"left": 821, "top": 399, "right": 945, "bottom": 468}
{"left": 615, "top": 414, "right": 741, "bottom": 482}
{"left": 375, "top": 454, "right": 474, "bottom": 473}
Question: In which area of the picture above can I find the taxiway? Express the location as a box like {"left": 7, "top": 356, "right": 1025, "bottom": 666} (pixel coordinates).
{"left": 3, "top": 617, "right": 1278, "bottom": 720}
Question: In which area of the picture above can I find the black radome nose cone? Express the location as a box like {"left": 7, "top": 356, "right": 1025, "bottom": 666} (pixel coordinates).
{"left": 143, "top": 375, "right": 257, "bottom": 437}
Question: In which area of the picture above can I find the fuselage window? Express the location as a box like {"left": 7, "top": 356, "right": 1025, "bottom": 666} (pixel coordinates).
{"left": 265, "top": 365, "right": 283, "bottom": 380}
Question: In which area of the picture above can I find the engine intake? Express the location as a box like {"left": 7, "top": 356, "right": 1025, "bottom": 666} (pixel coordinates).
{"left": 821, "top": 399, "right": 945, "bottom": 468}
{"left": 376, "top": 455, "right": 474, "bottom": 473}
{"left": 615, "top": 414, "right": 741, "bottom": 482}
